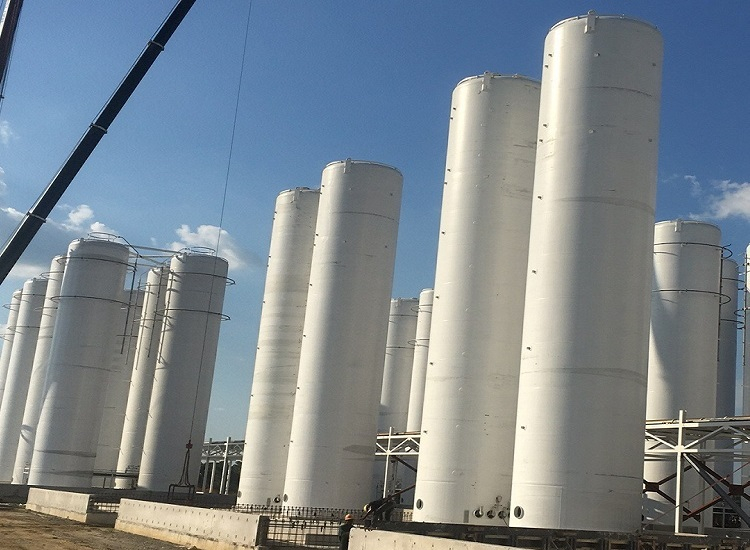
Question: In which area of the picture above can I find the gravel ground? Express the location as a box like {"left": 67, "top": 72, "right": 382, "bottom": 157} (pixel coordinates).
{"left": 0, "top": 504, "right": 189, "bottom": 550}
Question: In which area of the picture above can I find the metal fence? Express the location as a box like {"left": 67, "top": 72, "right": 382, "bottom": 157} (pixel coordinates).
{"left": 87, "top": 492, "right": 122, "bottom": 513}
{"left": 232, "top": 505, "right": 363, "bottom": 549}
{"left": 232, "top": 504, "right": 361, "bottom": 521}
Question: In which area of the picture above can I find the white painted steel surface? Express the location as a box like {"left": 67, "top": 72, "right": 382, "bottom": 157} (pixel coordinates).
{"left": 94, "top": 289, "right": 144, "bottom": 475}
{"left": 378, "top": 298, "right": 419, "bottom": 433}
{"left": 646, "top": 221, "right": 722, "bottom": 420}
{"left": 0, "top": 277, "right": 47, "bottom": 481}
{"left": 510, "top": 14, "right": 663, "bottom": 532}
{"left": 405, "top": 289, "right": 433, "bottom": 432}
{"left": 28, "top": 239, "right": 131, "bottom": 487}
{"left": 237, "top": 187, "right": 319, "bottom": 506}
{"left": 744, "top": 246, "right": 750, "bottom": 417}
{"left": 643, "top": 221, "right": 722, "bottom": 524}
{"left": 12, "top": 255, "right": 66, "bottom": 484}
{"left": 116, "top": 265, "right": 169, "bottom": 487}
{"left": 0, "top": 290, "right": 22, "bottom": 408}
{"left": 716, "top": 258, "right": 739, "bottom": 481}
{"left": 717, "top": 258, "right": 738, "bottom": 418}
{"left": 283, "top": 159, "right": 402, "bottom": 508}
{"left": 137, "top": 252, "right": 228, "bottom": 491}
{"left": 413, "top": 73, "right": 540, "bottom": 525}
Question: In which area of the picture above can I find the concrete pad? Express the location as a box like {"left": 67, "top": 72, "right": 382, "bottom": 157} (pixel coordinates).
{"left": 25, "top": 488, "right": 116, "bottom": 526}
{"left": 350, "top": 528, "right": 520, "bottom": 550}
{"left": 116, "top": 498, "right": 267, "bottom": 550}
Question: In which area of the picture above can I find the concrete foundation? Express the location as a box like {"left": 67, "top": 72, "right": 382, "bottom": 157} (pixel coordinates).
{"left": 25, "top": 487, "right": 116, "bottom": 526}
{"left": 350, "top": 529, "right": 515, "bottom": 550}
{"left": 115, "top": 499, "right": 268, "bottom": 550}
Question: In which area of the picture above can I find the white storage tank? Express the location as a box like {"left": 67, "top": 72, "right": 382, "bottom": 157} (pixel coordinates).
{"left": 378, "top": 298, "right": 419, "bottom": 433}
{"left": 715, "top": 257, "right": 739, "bottom": 481}
{"left": 405, "top": 288, "right": 433, "bottom": 432}
{"left": 0, "top": 290, "right": 23, "bottom": 408}
{"left": 115, "top": 265, "right": 169, "bottom": 487}
{"left": 94, "top": 288, "right": 144, "bottom": 477}
{"left": 717, "top": 258, "right": 739, "bottom": 418}
{"left": 413, "top": 73, "right": 540, "bottom": 525}
{"left": 137, "top": 252, "right": 228, "bottom": 491}
{"left": 0, "top": 277, "right": 48, "bottom": 481}
{"left": 744, "top": 246, "right": 750, "bottom": 416}
{"left": 511, "top": 13, "right": 663, "bottom": 532}
{"left": 643, "top": 221, "right": 722, "bottom": 523}
{"left": 28, "top": 238, "right": 131, "bottom": 487}
{"left": 283, "top": 159, "right": 402, "bottom": 508}
{"left": 12, "top": 255, "right": 66, "bottom": 484}
{"left": 646, "top": 221, "right": 722, "bottom": 420}
{"left": 237, "top": 187, "right": 319, "bottom": 506}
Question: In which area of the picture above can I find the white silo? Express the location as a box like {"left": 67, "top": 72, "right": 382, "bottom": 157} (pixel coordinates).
{"left": 510, "top": 13, "right": 663, "bottom": 533}
{"left": 413, "top": 73, "right": 540, "bottom": 525}
{"left": 646, "top": 221, "right": 722, "bottom": 420}
{"left": 94, "top": 288, "right": 144, "bottom": 477}
{"left": 137, "top": 252, "right": 228, "bottom": 491}
{"left": 0, "top": 290, "right": 22, "bottom": 407}
{"left": 744, "top": 246, "right": 750, "bottom": 416}
{"left": 643, "top": 221, "right": 722, "bottom": 524}
{"left": 237, "top": 187, "right": 319, "bottom": 506}
{"left": 115, "top": 265, "right": 169, "bottom": 487}
{"left": 0, "top": 277, "right": 48, "bottom": 481}
{"left": 378, "top": 298, "right": 419, "bottom": 433}
{"left": 12, "top": 255, "right": 66, "bottom": 484}
{"left": 283, "top": 159, "right": 402, "bottom": 508}
{"left": 717, "top": 258, "right": 738, "bottom": 418}
{"left": 715, "top": 258, "right": 739, "bottom": 483}
{"left": 28, "top": 238, "right": 131, "bottom": 487}
{"left": 405, "top": 289, "right": 433, "bottom": 432}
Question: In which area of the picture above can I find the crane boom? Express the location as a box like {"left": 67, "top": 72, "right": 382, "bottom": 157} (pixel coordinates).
{"left": 0, "top": 0, "right": 197, "bottom": 284}
{"left": 0, "top": 0, "right": 24, "bottom": 99}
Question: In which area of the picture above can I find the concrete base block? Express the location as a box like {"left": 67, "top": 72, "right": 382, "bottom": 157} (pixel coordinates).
{"left": 350, "top": 528, "right": 518, "bottom": 550}
{"left": 25, "top": 488, "right": 116, "bottom": 526}
{"left": 115, "top": 499, "right": 267, "bottom": 550}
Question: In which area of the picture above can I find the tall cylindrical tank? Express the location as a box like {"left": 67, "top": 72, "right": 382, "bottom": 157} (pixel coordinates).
{"left": 94, "top": 288, "right": 144, "bottom": 477}
{"left": 378, "top": 298, "right": 419, "bottom": 433}
{"left": 717, "top": 258, "right": 739, "bottom": 418}
{"left": 28, "top": 238, "right": 131, "bottom": 487}
{"left": 12, "top": 255, "right": 66, "bottom": 484}
{"left": 0, "top": 290, "right": 22, "bottom": 408}
{"left": 237, "top": 187, "right": 319, "bottom": 506}
{"left": 0, "top": 277, "right": 48, "bottom": 481}
{"left": 283, "top": 159, "right": 402, "bottom": 508}
{"left": 510, "top": 13, "right": 663, "bottom": 533}
{"left": 745, "top": 247, "right": 750, "bottom": 416}
{"left": 137, "top": 252, "right": 228, "bottom": 491}
{"left": 646, "top": 221, "right": 722, "bottom": 420}
{"left": 115, "top": 265, "right": 169, "bottom": 487}
{"left": 413, "top": 73, "right": 540, "bottom": 525}
{"left": 405, "top": 289, "right": 433, "bottom": 432}
{"left": 715, "top": 258, "right": 739, "bottom": 481}
{"left": 643, "top": 221, "right": 722, "bottom": 523}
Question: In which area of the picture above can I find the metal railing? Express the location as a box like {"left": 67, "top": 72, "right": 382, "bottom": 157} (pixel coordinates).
{"left": 233, "top": 505, "right": 364, "bottom": 549}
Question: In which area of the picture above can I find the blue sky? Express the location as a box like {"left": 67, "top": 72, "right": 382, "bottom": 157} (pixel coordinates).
{"left": 0, "top": 2, "right": 748, "bottom": 438}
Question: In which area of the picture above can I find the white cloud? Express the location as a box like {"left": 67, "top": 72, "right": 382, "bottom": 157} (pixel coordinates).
{"left": 168, "top": 224, "right": 256, "bottom": 271}
{"left": 701, "top": 180, "right": 750, "bottom": 221}
{"left": 89, "top": 220, "right": 119, "bottom": 236}
{"left": 684, "top": 175, "right": 702, "bottom": 197}
{"left": 0, "top": 167, "right": 6, "bottom": 196}
{"left": 1, "top": 206, "right": 23, "bottom": 221}
{"left": 64, "top": 204, "right": 94, "bottom": 228}
{"left": 0, "top": 121, "right": 15, "bottom": 146}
